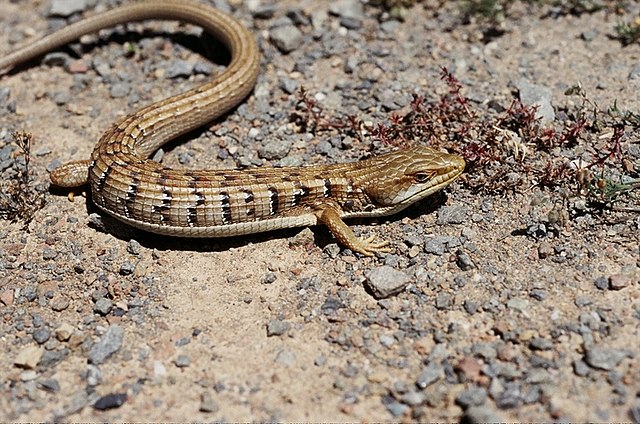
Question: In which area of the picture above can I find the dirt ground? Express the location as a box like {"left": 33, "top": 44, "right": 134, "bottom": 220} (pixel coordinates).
{"left": 1, "top": 0, "right": 639, "bottom": 421}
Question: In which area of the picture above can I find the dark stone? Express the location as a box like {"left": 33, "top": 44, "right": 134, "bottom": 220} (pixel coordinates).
{"left": 93, "top": 393, "right": 127, "bottom": 410}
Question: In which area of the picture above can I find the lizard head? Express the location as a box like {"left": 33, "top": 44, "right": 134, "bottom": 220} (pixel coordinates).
{"left": 362, "top": 145, "right": 465, "bottom": 210}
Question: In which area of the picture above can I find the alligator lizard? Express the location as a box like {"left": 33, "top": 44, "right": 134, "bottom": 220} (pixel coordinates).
{"left": 0, "top": 0, "right": 465, "bottom": 256}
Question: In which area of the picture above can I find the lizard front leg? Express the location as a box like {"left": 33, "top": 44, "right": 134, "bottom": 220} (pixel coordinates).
{"left": 315, "top": 204, "right": 391, "bottom": 256}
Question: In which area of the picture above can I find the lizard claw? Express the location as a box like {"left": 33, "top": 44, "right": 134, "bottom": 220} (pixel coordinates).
{"left": 351, "top": 234, "right": 391, "bottom": 256}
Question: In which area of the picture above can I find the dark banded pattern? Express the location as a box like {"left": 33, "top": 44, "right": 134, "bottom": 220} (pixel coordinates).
{"left": 243, "top": 189, "right": 254, "bottom": 216}
{"left": 323, "top": 179, "right": 332, "bottom": 198}
{"left": 186, "top": 206, "right": 197, "bottom": 227}
{"left": 268, "top": 187, "right": 279, "bottom": 215}
{"left": 96, "top": 166, "right": 111, "bottom": 192}
{"left": 220, "top": 191, "right": 232, "bottom": 224}
{"left": 124, "top": 176, "right": 140, "bottom": 218}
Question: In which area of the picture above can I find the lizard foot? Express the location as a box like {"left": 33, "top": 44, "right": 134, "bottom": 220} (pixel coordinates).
{"left": 349, "top": 235, "right": 392, "bottom": 257}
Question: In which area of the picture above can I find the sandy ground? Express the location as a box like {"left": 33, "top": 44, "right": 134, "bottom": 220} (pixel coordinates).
{"left": 1, "top": 0, "right": 639, "bottom": 421}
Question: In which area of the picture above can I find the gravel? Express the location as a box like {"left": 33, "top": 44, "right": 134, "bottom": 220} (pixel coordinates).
{"left": 437, "top": 206, "right": 468, "bottom": 225}
{"left": 464, "top": 406, "right": 503, "bottom": 422}
{"left": 165, "top": 60, "right": 194, "bottom": 79}
{"left": 174, "top": 355, "right": 190, "bottom": 368}
{"left": 423, "top": 236, "right": 460, "bottom": 255}
{"left": 267, "top": 320, "right": 291, "bottom": 337}
{"left": 38, "top": 379, "right": 61, "bottom": 393}
{"left": 381, "top": 395, "right": 409, "bottom": 417}
{"left": 515, "top": 78, "right": 555, "bottom": 124}
{"left": 584, "top": 346, "right": 631, "bottom": 371}
{"left": 88, "top": 325, "right": 124, "bottom": 365}
{"left": 93, "top": 298, "right": 113, "bottom": 315}
{"left": 14, "top": 346, "right": 43, "bottom": 369}
{"left": 275, "top": 349, "right": 297, "bottom": 367}
{"left": 199, "top": 392, "right": 219, "bottom": 413}
{"left": 49, "top": 0, "right": 90, "bottom": 17}
{"left": 270, "top": 25, "right": 304, "bottom": 53}
{"left": 364, "top": 266, "right": 411, "bottom": 299}
{"left": 455, "top": 386, "right": 488, "bottom": 408}
{"left": 93, "top": 393, "right": 127, "bottom": 410}
{"left": 415, "top": 363, "right": 442, "bottom": 389}
{"left": 32, "top": 328, "right": 51, "bottom": 344}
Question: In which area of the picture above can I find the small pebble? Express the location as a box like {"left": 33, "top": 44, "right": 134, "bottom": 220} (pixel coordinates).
{"left": 364, "top": 266, "right": 411, "bottom": 299}
{"left": 609, "top": 274, "right": 631, "bottom": 290}
{"left": 42, "top": 247, "right": 57, "bottom": 260}
{"left": 573, "top": 359, "right": 590, "bottom": 376}
{"left": 464, "top": 406, "right": 503, "bottom": 422}
{"left": 379, "top": 334, "right": 395, "bottom": 348}
{"left": 506, "top": 298, "right": 529, "bottom": 312}
{"left": 127, "top": 239, "right": 141, "bottom": 255}
{"left": 38, "top": 378, "right": 61, "bottom": 393}
{"left": 270, "top": 25, "right": 303, "bottom": 53}
{"left": 67, "top": 59, "right": 89, "bottom": 73}
{"left": 329, "top": 0, "right": 364, "bottom": 21}
{"left": 415, "top": 363, "right": 442, "bottom": 389}
{"left": 529, "top": 289, "right": 546, "bottom": 301}
{"left": 109, "top": 83, "right": 130, "bottom": 99}
{"left": 262, "top": 272, "right": 277, "bottom": 284}
{"left": 456, "top": 249, "right": 475, "bottom": 270}
{"left": 463, "top": 300, "right": 478, "bottom": 315}
{"left": 455, "top": 386, "right": 488, "bottom": 408}
{"left": 174, "top": 354, "right": 190, "bottom": 368}
{"left": 275, "top": 349, "right": 297, "bottom": 367}
{"left": 42, "top": 52, "right": 70, "bottom": 68}
{"left": 119, "top": 261, "right": 135, "bottom": 276}
{"left": 165, "top": 60, "right": 194, "bottom": 79}
{"left": 88, "top": 325, "right": 124, "bottom": 365}
{"left": 86, "top": 365, "right": 102, "bottom": 386}
{"left": 199, "top": 392, "right": 219, "bottom": 413}
{"left": 515, "top": 78, "right": 554, "bottom": 124}
{"left": 584, "top": 346, "right": 630, "bottom": 371}
{"left": 437, "top": 206, "right": 467, "bottom": 225}
{"left": 435, "top": 293, "right": 451, "bottom": 310}
{"left": 93, "top": 393, "right": 127, "bottom": 410}
{"left": 594, "top": 276, "right": 608, "bottom": 290}
{"left": 55, "top": 323, "right": 75, "bottom": 341}
{"left": 424, "top": 236, "right": 459, "bottom": 255}
{"left": 63, "top": 390, "right": 89, "bottom": 416}
{"left": 33, "top": 328, "right": 51, "bottom": 344}
{"left": 400, "top": 391, "right": 425, "bottom": 407}
{"left": 381, "top": 395, "right": 409, "bottom": 417}
{"left": 50, "top": 296, "right": 70, "bottom": 311}
{"left": 49, "top": 0, "right": 90, "bottom": 17}
{"left": 529, "top": 337, "right": 553, "bottom": 351}
{"left": 93, "top": 298, "right": 113, "bottom": 316}
{"left": 267, "top": 320, "right": 291, "bottom": 337}
{"left": 0, "top": 290, "right": 14, "bottom": 306}
{"left": 14, "top": 346, "right": 44, "bottom": 369}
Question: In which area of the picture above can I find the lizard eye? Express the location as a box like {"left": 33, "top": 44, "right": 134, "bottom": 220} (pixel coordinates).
{"left": 413, "top": 172, "right": 432, "bottom": 183}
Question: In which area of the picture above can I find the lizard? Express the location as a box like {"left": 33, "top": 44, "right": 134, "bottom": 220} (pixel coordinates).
{"left": 0, "top": 0, "right": 465, "bottom": 256}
